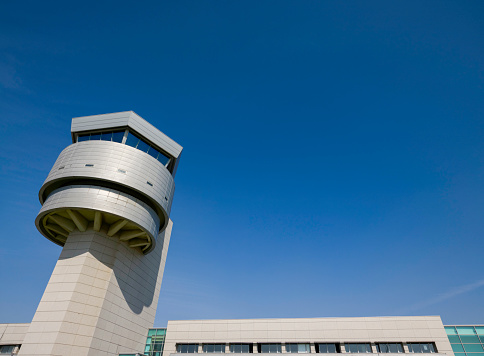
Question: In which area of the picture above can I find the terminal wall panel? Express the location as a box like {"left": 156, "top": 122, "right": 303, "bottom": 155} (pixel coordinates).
{"left": 163, "top": 316, "right": 453, "bottom": 356}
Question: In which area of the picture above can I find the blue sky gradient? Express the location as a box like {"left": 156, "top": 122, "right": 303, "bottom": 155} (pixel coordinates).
{"left": 0, "top": 1, "right": 483, "bottom": 326}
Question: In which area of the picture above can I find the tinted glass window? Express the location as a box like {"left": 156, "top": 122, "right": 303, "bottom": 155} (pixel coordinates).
{"left": 285, "top": 344, "right": 309, "bottom": 353}
{"left": 456, "top": 327, "right": 477, "bottom": 335}
{"left": 464, "top": 344, "right": 484, "bottom": 353}
{"left": 0, "top": 345, "right": 15, "bottom": 353}
{"left": 78, "top": 134, "right": 90, "bottom": 142}
{"left": 317, "top": 344, "right": 338, "bottom": 353}
{"left": 451, "top": 345, "right": 464, "bottom": 353}
{"left": 377, "top": 344, "right": 403, "bottom": 353}
{"left": 203, "top": 344, "right": 225, "bottom": 353}
{"left": 447, "top": 335, "right": 461, "bottom": 343}
{"left": 100, "top": 132, "right": 112, "bottom": 141}
{"left": 76, "top": 129, "right": 172, "bottom": 171}
{"left": 178, "top": 344, "right": 199, "bottom": 353}
{"left": 345, "top": 344, "right": 371, "bottom": 353}
{"left": 286, "top": 345, "right": 298, "bottom": 353}
{"left": 125, "top": 132, "right": 140, "bottom": 148}
{"left": 230, "top": 344, "right": 251, "bottom": 353}
{"left": 148, "top": 146, "right": 159, "bottom": 159}
{"left": 112, "top": 130, "right": 125, "bottom": 143}
{"left": 408, "top": 343, "right": 436, "bottom": 353}
{"left": 260, "top": 344, "right": 281, "bottom": 353}
{"left": 158, "top": 152, "right": 170, "bottom": 165}
{"left": 460, "top": 335, "right": 481, "bottom": 343}
{"left": 445, "top": 327, "right": 457, "bottom": 335}
{"left": 137, "top": 139, "right": 150, "bottom": 152}
{"left": 379, "top": 344, "right": 388, "bottom": 353}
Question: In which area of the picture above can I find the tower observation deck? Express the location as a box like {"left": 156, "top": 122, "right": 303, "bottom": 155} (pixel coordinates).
{"left": 19, "top": 112, "right": 183, "bottom": 356}
{"left": 36, "top": 111, "right": 182, "bottom": 254}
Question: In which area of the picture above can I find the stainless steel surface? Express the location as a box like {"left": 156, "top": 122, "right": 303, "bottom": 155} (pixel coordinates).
{"left": 35, "top": 111, "right": 182, "bottom": 254}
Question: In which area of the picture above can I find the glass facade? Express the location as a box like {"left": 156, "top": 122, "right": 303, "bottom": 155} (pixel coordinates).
{"left": 77, "top": 130, "right": 125, "bottom": 143}
{"left": 125, "top": 132, "right": 171, "bottom": 165}
{"left": 144, "top": 328, "right": 167, "bottom": 356}
{"left": 77, "top": 129, "right": 172, "bottom": 167}
{"left": 446, "top": 326, "right": 484, "bottom": 356}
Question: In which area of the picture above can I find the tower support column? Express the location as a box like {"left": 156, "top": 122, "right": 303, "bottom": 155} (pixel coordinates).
{"left": 19, "top": 221, "right": 172, "bottom": 356}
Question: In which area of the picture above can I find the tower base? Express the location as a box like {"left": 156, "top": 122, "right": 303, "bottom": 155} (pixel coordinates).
{"left": 19, "top": 221, "right": 172, "bottom": 356}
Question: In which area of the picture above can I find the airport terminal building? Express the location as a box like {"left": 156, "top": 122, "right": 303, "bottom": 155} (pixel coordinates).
{"left": 0, "top": 112, "right": 481, "bottom": 356}
{"left": 1, "top": 318, "right": 484, "bottom": 356}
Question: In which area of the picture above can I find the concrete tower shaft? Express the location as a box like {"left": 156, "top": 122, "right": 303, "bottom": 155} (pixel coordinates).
{"left": 35, "top": 111, "right": 182, "bottom": 254}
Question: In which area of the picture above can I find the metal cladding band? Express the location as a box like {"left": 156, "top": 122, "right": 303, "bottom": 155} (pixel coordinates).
{"left": 36, "top": 185, "right": 160, "bottom": 253}
{"left": 39, "top": 140, "right": 175, "bottom": 232}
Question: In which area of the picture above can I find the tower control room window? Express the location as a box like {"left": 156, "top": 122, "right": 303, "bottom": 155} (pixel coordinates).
{"left": 125, "top": 131, "right": 171, "bottom": 165}
{"left": 177, "top": 344, "right": 199, "bottom": 353}
{"left": 344, "top": 343, "right": 372, "bottom": 353}
{"left": 203, "top": 344, "right": 226, "bottom": 353}
{"left": 286, "top": 344, "right": 310, "bottom": 353}
{"left": 407, "top": 343, "right": 436, "bottom": 353}
{"left": 77, "top": 130, "right": 124, "bottom": 143}
{"left": 230, "top": 344, "right": 253, "bottom": 353}
{"left": 258, "top": 344, "right": 282, "bottom": 353}
{"left": 316, "top": 343, "right": 340, "bottom": 353}
{"left": 376, "top": 344, "right": 404, "bottom": 353}
{"left": 77, "top": 129, "right": 173, "bottom": 169}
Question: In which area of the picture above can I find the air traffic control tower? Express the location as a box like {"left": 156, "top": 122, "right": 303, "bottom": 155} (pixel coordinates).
{"left": 19, "top": 112, "right": 182, "bottom": 356}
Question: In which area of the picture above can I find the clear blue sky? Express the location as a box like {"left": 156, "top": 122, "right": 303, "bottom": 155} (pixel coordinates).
{"left": 0, "top": 1, "right": 483, "bottom": 326}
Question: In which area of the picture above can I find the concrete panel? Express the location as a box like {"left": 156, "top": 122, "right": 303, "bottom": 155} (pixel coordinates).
{"left": 19, "top": 221, "right": 172, "bottom": 356}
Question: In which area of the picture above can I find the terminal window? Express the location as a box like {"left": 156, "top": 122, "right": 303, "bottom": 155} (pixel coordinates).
{"left": 177, "top": 344, "right": 199, "bottom": 353}
{"left": 258, "top": 344, "right": 282, "bottom": 353}
{"left": 316, "top": 343, "right": 340, "bottom": 353}
{"left": 344, "top": 343, "right": 372, "bottom": 353}
{"left": 376, "top": 343, "right": 404, "bottom": 353}
{"left": 286, "top": 344, "right": 310, "bottom": 353}
{"left": 407, "top": 343, "right": 436, "bottom": 353}
{"left": 230, "top": 344, "right": 253, "bottom": 353}
{"left": 203, "top": 344, "right": 226, "bottom": 353}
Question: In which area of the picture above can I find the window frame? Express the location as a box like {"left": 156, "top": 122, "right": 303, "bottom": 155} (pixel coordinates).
{"left": 230, "top": 344, "right": 253, "bottom": 353}
{"left": 344, "top": 343, "right": 372, "bottom": 353}
{"left": 316, "top": 343, "right": 340, "bottom": 353}
{"left": 376, "top": 343, "right": 404, "bottom": 353}
{"left": 76, "top": 128, "right": 174, "bottom": 171}
{"left": 258, "top": 343, "right": 282, "bottom": 354}
{"left": 177, "top": 344, "right": 200, "bottom": 353}
{"left": 203, "top": 344, "right": 226, "bottom": 353}
{"left": 407, "top": 343, "right": 437, "bottom": 353}
{"left": 285, "top": 343, "right": 311, "bottom": 353}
